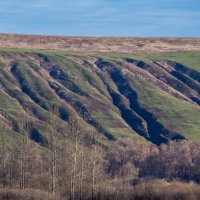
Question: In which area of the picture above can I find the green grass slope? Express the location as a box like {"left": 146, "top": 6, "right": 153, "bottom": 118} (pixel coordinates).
{"left": 0, "top": 49, "right": 199, "bottom": 146}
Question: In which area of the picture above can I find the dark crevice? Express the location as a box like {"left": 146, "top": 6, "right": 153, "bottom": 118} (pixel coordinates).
{"left": 49, "top": 68, "right": 88, "bottom": 97}
{"left": 36, "top": 55, "right": 116, "bottom": 138}
{"left": 125, "top": 58, "right": 145, "bottom": 68}
{"left": 80, "top": 63, "right": 108, "bottom": 98}
{"left": 11, "top": 63, "right": 49, "bottom": 110}
{"left": 11, "top": 63, "right": 69, "bottom": 122}
{"left": 49, "top": 81, "right": 115, "bottom": 140}
{"left": 108, "top": 87, "right": 149, "bottom": 138}
{"left": 125, "top": 58, "right": 200, "bottom": 106}
{"left": 170, "top": 71, "right": 200, "bottom": 94}
{"left": 37, "top": 54, "right": 89, "bottom": 97}
{"left": 167, "top": 61, "right": 200, "bottom": 84}
{"left": 95, "top": 71, "right": 149, "bottom": 138}
{"left": 0, "top": 68, "right": 49, "bottom": 124}
{"left": 31, "top": 127, "right": 45, "bottom": 144}
{"left": 95, "top": 59, "right": 185, "bottom": 145}
{"left": 14, "top": 121, "right": 45, "bottom": 145}
{"left": 170, "top": 71, "right": 200, "bottom": 105}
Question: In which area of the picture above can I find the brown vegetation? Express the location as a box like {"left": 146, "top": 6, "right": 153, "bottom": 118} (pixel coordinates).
{"left": 96, "top": 180, "right": 200, "bottom": 200}
{"left": 0, "top": 34, "right": 200, "bottom": 52}
{"left": 0, "top": 189, "right": 57, "bottom": 200}
{"left": 1, "top": 108, "right": 200, "bottom": 199}
{"left": 0, "top": 108, "right": 107, "bottom": 199}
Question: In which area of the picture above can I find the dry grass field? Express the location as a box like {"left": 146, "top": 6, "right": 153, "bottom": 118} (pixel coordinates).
{"left": 0, "top": 34, "right": 200, "bottom": 53}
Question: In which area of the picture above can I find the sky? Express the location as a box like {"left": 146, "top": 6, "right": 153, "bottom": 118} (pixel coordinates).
{"left": 0, "top": 0, "right": 199, "bottom": 36}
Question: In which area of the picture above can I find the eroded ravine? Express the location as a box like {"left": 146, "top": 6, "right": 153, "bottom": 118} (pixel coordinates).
{"left": 36, "top": 55, "right": 116, "bottom": 140}
{"left": 167, "top": 61, "right": 200, "bottom": 83}
{"left": 126, "top": 59, "right": 200, "bottom": 106}
{"left": 95, "top": 59, "right": 185, "bottom": 145}
{"left": 95, "top": 71, "right": 149, "bottom": 139}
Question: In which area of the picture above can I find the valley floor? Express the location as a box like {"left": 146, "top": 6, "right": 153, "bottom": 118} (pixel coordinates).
{"left": 1, "top": 180, "right": 200, "bottom": 200}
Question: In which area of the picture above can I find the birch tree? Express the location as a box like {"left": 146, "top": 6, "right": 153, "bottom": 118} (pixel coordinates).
{"left": 0, "top": 116, "right": 8, "bottom": 188}
{"left": 46, "top": 106, "right": 61, "bottom": 195}
{"left": 17, "top": 115, "right": 30, "bottom": 190}
{"left": 68, "top": 117, "right": 82, "bottom": 200}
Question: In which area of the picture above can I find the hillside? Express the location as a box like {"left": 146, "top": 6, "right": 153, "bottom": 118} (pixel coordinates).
{"left": 0, "top": 35, "right": 200, "bottom": 199}
{"left": 0, "top": 47, "right": 200, "bottom": 146}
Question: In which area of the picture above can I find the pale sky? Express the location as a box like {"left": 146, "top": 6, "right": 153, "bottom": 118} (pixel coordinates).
{"left": 0, "top": 0, "right": 199, "bottom": 36}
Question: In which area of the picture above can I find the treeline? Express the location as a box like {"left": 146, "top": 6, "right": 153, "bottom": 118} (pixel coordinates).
{"left": 1, "top": 109, "right": 200, "bottom": 199}
{"left": 107, "top": 139, "right": 200, "bottom": 184}
{"left": 140, "top": 140, "right": 200, "bottom": 183}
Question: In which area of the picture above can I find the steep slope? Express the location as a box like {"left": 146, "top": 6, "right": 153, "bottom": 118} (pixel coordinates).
{"left": 0, "top": 49, "right": 200, "bottom": 146}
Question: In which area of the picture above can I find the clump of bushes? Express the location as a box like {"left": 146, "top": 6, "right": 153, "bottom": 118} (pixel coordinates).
{"left": 0, "top": 189, "right": 58, "bottom": 200}
{"left": 95, "top": 180, "right": 200, "bottom": 200}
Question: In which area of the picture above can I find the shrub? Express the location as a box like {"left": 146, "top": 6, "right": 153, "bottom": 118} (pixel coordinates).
{"left": 0, "top": 189, "right": 58, "bottom": 200}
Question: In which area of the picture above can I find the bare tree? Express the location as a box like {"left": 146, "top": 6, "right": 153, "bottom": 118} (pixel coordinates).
{"left": 17, "top": 115, "right": 31, "bottom": 190}
{"left": 0, "top": 114, "right": 9, "bottom": 188}
{"left": 46, "top": 106, "right": 61, "bottom": 195}
{"left": 89, "top": 126, "right": 106, "bottom": 200}
{"left": 91, "top": 133, "right": 97, "bottom": 200}
{"left": 79, "top": 143, "right": 85, "bottom": 200}
{"left": 68, "top": 117, "right": 82, "bottom": 200}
